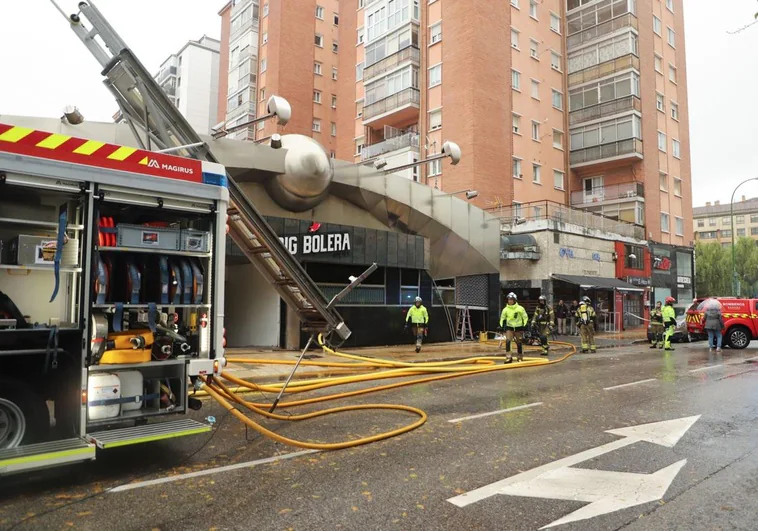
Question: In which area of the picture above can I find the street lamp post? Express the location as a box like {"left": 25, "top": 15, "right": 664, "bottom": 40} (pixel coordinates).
{"left": 730, "top": 177, "right": 758, "bottom": 296}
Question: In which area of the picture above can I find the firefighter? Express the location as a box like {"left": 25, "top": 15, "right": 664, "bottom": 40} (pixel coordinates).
{"left": 499, "top": 292, "right": 529, "bottom": 363}
{"left": 650, "top": 301, "right": 665, "bottom": 349}
{"left": 404, "top": 296, "right": 429, "bottom": 353}
{"left": 662, "top": 296, "right": 677, "bottom": 351}
{"left": 576, "top": 296, "right": 597, "bottom": 353}
{"left": 532, "top": 295, "right": 555, "bottom": 356}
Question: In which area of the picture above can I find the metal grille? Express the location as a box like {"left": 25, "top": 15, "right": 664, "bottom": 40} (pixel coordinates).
{"left": 455, "top": 275, "right": 488, "bottom": 309}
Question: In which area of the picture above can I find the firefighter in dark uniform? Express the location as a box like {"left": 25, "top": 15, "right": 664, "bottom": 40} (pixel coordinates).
{"left": 532, "top": 295, "right": 555, "bottom": 356}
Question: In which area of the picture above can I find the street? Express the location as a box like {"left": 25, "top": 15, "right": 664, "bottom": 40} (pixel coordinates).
{"left": 2, "top": 340, "right": 758, "bottom": 531}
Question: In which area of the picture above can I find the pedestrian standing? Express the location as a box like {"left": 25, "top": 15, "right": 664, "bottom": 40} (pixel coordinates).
{"left": 576, "top": 296, "right": 597, "bottom": 353}
{"left": 569, "top": 300, "right": 579, "bottom": 335}
{"left": 499, "top": 292, "right": 529, "bottom": 363}
{"left": 701, "top": 298, "right": 724, "bottom": 353}
{"left": 555, "top": 300, "right": 567, "bottom": 335}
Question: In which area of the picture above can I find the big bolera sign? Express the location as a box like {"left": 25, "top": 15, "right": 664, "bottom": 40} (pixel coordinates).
{"left": 278, "top": 232, "right": 351, "bottom": 255}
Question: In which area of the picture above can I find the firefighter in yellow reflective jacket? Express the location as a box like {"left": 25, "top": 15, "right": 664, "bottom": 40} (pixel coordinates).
{"left": 662, "top": 296, "right": 677, "bottom": 351}
{"left": 499, "top": 292, "right": 529, "bottom": 363}
{"left": 576, "top": 296, "right": 597, "bottom": 353}
{"left": 405, "top": 296, "right": 429, "bottom": 353}
{"left": 532, "top": 295, "right": 555, "bottom": 356}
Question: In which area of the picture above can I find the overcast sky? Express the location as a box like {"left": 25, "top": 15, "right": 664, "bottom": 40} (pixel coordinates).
{"left": 1, "top": 0, "right": 757, "bottom": 207}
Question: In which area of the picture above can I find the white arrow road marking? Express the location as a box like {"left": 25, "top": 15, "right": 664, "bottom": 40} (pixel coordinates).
{"left": 448, "top": 402, "right": 543, "bottom": 423}
{"left": 448, "top": 415, "right": 700, "bottom": 528}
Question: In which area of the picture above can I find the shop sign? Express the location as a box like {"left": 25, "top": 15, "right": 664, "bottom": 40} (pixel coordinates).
{"left": 627, "top": 276, "right": 652, "bottom": 287}
{"left": 278, "top": 232, "right": 351, "bottom": 255}
{"left": 653, "top": 255, "right": 672, "bottom": 271}
{"left": 559, "top": 248, "right": 575, "bottom": 258}
{"left": 592, "top": 252, "right": 601, "bottom": 262}
{"left": 676, "top": 276, "right": 691, "bottom": 285}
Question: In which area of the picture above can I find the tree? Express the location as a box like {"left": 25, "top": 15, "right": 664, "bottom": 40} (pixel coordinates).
{"left": 734, "top": 237, "right": 758, "bottom": 296}
{"left": 695, "top": 242, "right": 730, "bottom": 297}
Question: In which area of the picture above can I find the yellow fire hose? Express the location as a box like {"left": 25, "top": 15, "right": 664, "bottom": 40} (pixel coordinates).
{"left": 200, "top": 334, "right": 577, "bottom": 450}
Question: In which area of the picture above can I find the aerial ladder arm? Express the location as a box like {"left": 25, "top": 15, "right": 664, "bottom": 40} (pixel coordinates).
{"left": 56, "top": 1, "right": 350, "bottom": 341}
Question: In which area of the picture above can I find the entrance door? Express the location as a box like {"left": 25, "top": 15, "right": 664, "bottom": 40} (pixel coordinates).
{"left": 583, "top": 176, "right": 604, "bottom": 203}
{"left": 623, "top": 293, "right": 643, "bottom": 328}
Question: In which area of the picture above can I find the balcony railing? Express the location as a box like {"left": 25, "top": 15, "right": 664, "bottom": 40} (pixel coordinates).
{"left": 569, "top": 95, "right": 641, "bottom": 126}
{"left": 488, "top": 200, "right": 645, "bottom": 240}
{"left": 361, "top": 132, "right": 420, "bottom": 161}
{"left": 363, "top": 46, "right": 420, "bottom": 81}
{"left": 568, "top": 54, "right": 640, "bottom": 86}
{"left": 567, "top": 13, "right": 638, "bottom": 48}
{"left": 363, "top": 88, "right": 421, "bottom": 121}
{"left": 570, "top": 182, "right": 645, "bottom": 206}
{"left": 570, "top": 138, "right": 643, "bottom": 166}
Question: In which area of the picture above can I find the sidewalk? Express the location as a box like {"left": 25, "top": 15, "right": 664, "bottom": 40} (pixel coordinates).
{"left": 222, "top": 329, "right": 647, "bottom": 383}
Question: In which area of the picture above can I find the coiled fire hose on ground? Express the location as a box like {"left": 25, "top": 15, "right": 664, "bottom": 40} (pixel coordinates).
{"left": 200, "top": 333, "right": 577, "bottom": 451}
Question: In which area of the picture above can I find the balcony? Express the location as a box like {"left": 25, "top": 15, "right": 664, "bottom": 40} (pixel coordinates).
{"left": 361, "top": 132, "right": 420, "bottom": 161}
{"left": 570, "top": 138, "right": 643, "bottom": 167}
{"left": 363, "top": 87, "right": 421, "bottom": 126}
{"left": 569, "top": 95, "right": 641, "bottom": 126}
{"left": 568, "top": 54, "right": 640, "bottom": 86}
{"left": 570, "top": 182, "right": 644, "bottom": 207}
{"left": 567, "top": 14, "right": 638, "bottom": 49}
{"left": 363, "top": 46, "right": 420, "bottom": 82}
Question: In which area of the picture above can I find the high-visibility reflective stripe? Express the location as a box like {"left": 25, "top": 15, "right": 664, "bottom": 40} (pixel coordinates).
{"left": 107, "top": 146, "right": 137, "bottom": 161}
{"left": 73, "top": 140, "right": 105, "bottom": 155}
{"left": 0, "top": 126, "right": 34, "bottom": 143}
{"left": 36, "top": 133, "right": 71, "bottom": 149}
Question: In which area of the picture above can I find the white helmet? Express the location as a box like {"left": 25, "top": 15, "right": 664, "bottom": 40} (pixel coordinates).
{"left": 507, "top": 292, "right": 517, "bottom": 300}
{"left": 414, "top": 296, "right": 422, "bottom": 303}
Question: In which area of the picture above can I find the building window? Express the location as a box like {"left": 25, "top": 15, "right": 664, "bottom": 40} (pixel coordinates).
{"left": 357, "top": 27, "right": 364, "bottom": 44}
{"left": 709, "top": 218, "right": 717, "bottom": 226}
{"left": 666, "top": 0, "right": 674, "bottom": 11}
{"left": 530, "top": 39, "right": 539, "bottom": 59}
{"left": 752, "top": 227, "right": 758, "bottom": 236}
{"left": 260, "top": 87, "right": 266, "bottom": 101}
{"left": 429, "top": 64, "right": 442, "bottom": 87}
{"left": 331, "top": 94, "right": 337, "bottom": 108}
{"left": 624, "top": 245, "right": 645, "bottom": 269}
{"left": 736, "top": 215, "right": 745, "bottom": 224}
{"left": 675, "top": 217, "right": 684, "bottom": 236}
{"left": 661, "top": 212, "right": 670, "bottom": 233}
{"left": 554, "top": 170, "right": 565, "bottom": 190}
{"left": 513, "top": 157, "right": 522, "bottom": 179}
{"left": 332, "top": 67, "right": 338, "bottom": 80}
{"left": 654, "top": 54, "right": 662, "bottom": 73}
{"left": 512, "top": 113, "right": 521, "bottom": 134}
{"left": 570, "top": 115, "right": 641, "bottom": 151}
{"left": 332, "top": 41, "right": 339, "bottom": 53}
{"left": 722, "top": 217, "right": 730, "bottom": 225}
{"left": 263, "top": 3, "right": 269, "bottom": 16}
{"left": 751, "top": 215, "right": 758, "bottom": 223}
{"left": 667, "top": 27, "right": 676, "bottom": 47}
{"left": 671, "top": 101, "right": 679, "bottom": 120}
{"left": 313, "top": 90, "right": 322, "bottom": 104}
{"left": 656, "top": 93, "right": 665, "bottom": 112}
{"left": 550, "top": 51, "right": 562, "bottom": 71}
{"left": 355, "top": 139, "right": 364, "bottom": 155}
{"left": 428, "top": 158, "right": 442, "bottom": 176}
{"left": 312, "top": 119, "right": 321, "bottom": 132}
{"left": 672, "top": 139, "right": 681, "bottom": 159}
{"left": 674, "top": 177, "right": 682, "bottom": 196}
{"left": 738, "top": 228, "right": 746, "bottom": 237}
{"left": 653, "top": 15, "right": 662, "bottom": 35}
{"left": 315, "top": 34, "right": 324, "bottom": 47}
{"left": 511, "top": 29, "right": 520, "bottom": 49}
{"left": 532, "top": 163, "right": 541, "bottom": 184}
{"left": 334, "top": 13, "right": 339, "bottom": 25}
{"left": 430, "top": 23, "right": 442, "bottom": 44}
{"left": 314, "top": 62, "right": 322, "bottom": 75}
{"left": 697, "top": 219, "right": 704, "bottom": 228}
{"left": 260, "top": 58, "right": 267, "bottom": 72}
{"left": 531, "top": 120, "right": 540, "bottom": 141}
{"left": 550, "top": 12, "right": 561, "bottom": 33}
{"left": 262, "top": 32, "right": 268, "bottom": 44}
{"left": 553, "top": 129, "right": 563, "bottom": 149}
{"left": 356, "top": 100, "right": 363, "bottom": 117}
{"left": 669, "top": 65, "right": 677, "bottom": 83}
{"left": 531, "top": 79, "right": 540, "bottom": 99}
{"left": 658, "top": 131, "right": 667, "bottom": 152}
{"left": 659, "top": 172, "right": 668, "bottom": 191}
{"left": 356, "top": 62, "right": 364, "bottom": 81}
{"left": 551, "top": 89, "right": 563, "bottom": 110}
{"left": 511, "top": 0, "right": 519, "bottom": 7}
{"left": 358, "top": 0, "right": 365, "bottom": 8}
{"left": 512, "top": 69, "right": 521, "bottom": 90}
{"left": 529, "top": 0, "right": 538, "bottom": 18}
{"left": 722, "top": 229, "right": 732, "bottom": 238}
{"left": 429, "top": 109, "right": 442, "bottom": 131}
{"left": 315, "top": 5, "right": 324, "bottom": 19}
{"left": 331, "top": 122, "right": 337, "bottom": 136}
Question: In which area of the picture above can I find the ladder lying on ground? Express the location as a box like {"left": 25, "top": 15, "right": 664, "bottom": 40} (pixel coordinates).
{"left": 61, "top": 1, "right": 349, "bottom": 341}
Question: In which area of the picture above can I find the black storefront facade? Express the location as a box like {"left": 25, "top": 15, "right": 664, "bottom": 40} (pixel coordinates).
{"left": 649, "top": 243, "right": 695, "bottom": 307}
{"left": 228, "top": 217, "right": 498, "bottom": 348}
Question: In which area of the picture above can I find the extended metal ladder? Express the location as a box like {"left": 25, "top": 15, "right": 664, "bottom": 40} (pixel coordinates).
{"left": 59, "top": 1, "right": 349, "bottom": 340}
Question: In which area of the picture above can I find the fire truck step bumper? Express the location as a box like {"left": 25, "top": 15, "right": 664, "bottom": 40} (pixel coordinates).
{"left": 0, "top": 438, "right": 96, "bottom": 476}
{"left": 86, "top": 419, "right": 211, "bottom": 449}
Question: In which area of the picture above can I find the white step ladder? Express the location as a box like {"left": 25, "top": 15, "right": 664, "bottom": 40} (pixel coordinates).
{"left": 455, "top": 306, "right": 474, "bottom": 341}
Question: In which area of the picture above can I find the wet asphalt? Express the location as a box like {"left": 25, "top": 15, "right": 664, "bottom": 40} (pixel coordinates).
{"left": 2, "top": 341, "right": 758, "bottom": 531}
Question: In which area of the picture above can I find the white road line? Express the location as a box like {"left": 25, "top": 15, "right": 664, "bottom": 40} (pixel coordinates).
{"left": 108, "top": 449, "right": 317, "bottom": 493}
{"left": 603, "top": 378, "right": 657, "bottom": 391}
{"left": 448, "top": 402, "right": 543, "bottom": 423}
{"left": 743, "top": 356, "right": 758, "bottom": 362}
{"left": 689, "top": 365, "right": 722, "bottom": 373}
{"left": 690, "top": 358, "right": 758, "bottom": 373}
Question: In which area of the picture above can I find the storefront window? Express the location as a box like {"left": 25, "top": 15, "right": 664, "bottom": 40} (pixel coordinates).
{"left": 676, "top": 252, "right": 692, "bottom": 276}
{"left": 624, "top": 244, "right": 644, "bottom": 269}
{"left": 654, "top": 287, "right": 671, "bottom": 306}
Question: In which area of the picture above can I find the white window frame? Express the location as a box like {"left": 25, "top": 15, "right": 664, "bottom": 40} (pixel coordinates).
{"left": 331, "top": 94, "right": 337, "bottom": 108}
{"left": 531, "top": 78, "right": 540, "bottom": 100}
{"left": 653, "top": 15, "right": 661, "bottom": 36}
{"left": 666, "top": 0, "right": 674, "bottom": 12}
{"left": 550, "top": 51, "right": 562, "bottom": 71}
{"left": 429, "top": 108, "right": 442, "bottom": 131}
{"left": 552, "top": 89, "right": 563, "bottom": 110}
{"left": 553, "top": 169, "right": 565, "bottom": 190}
{"left": 262, "top": 32, "right": 268, "bottom": 45}
{"left": 511, "top": 28, "right": 520, "bottom": 49}
{"left": 314, "top": 61, "right": 323, "bottom": 75}
{"left": 661, "top": 212, "right": 670, "bottom": 233}
{"left": 654, "top": 54, "right": 662, "bottom": 73}
{"left": 672, "top": 139, "right": 681, "bottom": 159}
{"left": 512, "top": 113, "right": 521, "bottom": 135}
{"left": 658, "top": 131, "right": 667, "bottom": 152}
{"left": 263, "top": 3, "right": 269, "bottom": 17}
{"left": 669, "top": 64, "right": 677, "bottom": 83}
{"left": 675, "top": 216, "right": 684, "bottom": 236}
{"left": 315, "top": 34, "right": 324, "bottom": 47}
{"left": 532, "top": 162, "right": 542, "bottom": 184}
{"left": 429, "top": 63, "right": 442, "bottom": 88}
{"left": 430, "top": 22, "right": 442, "bottom": 45}
{"left": 357, "top": 27, "right": 365, "bottom": 44}
{"left": 332, "top": 41, "right": 339, "bottom": 53}
{"left": 511, "top": 0, "right": 519, "bottom": 8}
{"left": 674, "top": 177, "right": 682, "bottom": 197}
{"left": 312, "top": 119, "right": 321, "bottom": 132}
{"left": 512, "top": 69, "right": 521, "bottom": 91}
{"left": 659, "top": 172, "right": 668, "bottom": 192}
{"left": 331, "top": 122, "right": 337, "bottom": 136}
{"left": 316, "top": 5, "right": 325, "bottom": 19}
{"left": 530, "top": 39, "right": 539, "bottom": 59}
{"left": 531, "top": 120, "right": 540, "bottom": 141}
{"left": 667, "top": 27, "right": 676, "bottom": 48}
{"left": 671, "top": 101, "right": 679, "bottom": 121}
{"left": 260, "top": 57, "right": 267, "bottom": 73}
{"left": 356, "top": 62, "right": 364, "bottom": 81}
{"left": 550, "top": 12, "right": 561, "bottom": 34}
{"left": 332, "top": 66, "right": 338, "bottom": 80}
{"left": 428, "top": 158, "right": 442, "bottom": 177}
{"left": 529, "top": 0, "right": 538, "bottom": 19}
{"left": 656, "top": 92, "right": 665, "bottom": 112}
{"left": 512, "top": 157, "right": 523, "bottom": 179}
{"left": 313, "top": 90, "right": 322, "bottom": 104}
{"left": 552, "top": 129, "right": 564, "bottom": 150}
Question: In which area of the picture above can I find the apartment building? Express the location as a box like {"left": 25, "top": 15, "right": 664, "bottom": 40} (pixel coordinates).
{"left": 566, "top": 0, "right": 692, "bottom": 244}
{"left": 154, "top": 36, "right": 221, "bottom": 135}
{"left": 693, "top": 197, "right": 758, "bottom": 247}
